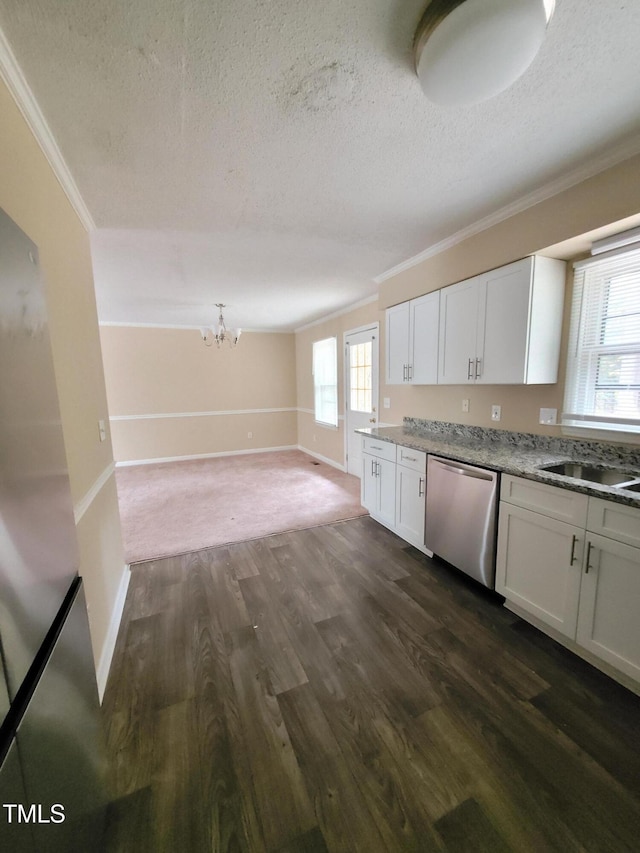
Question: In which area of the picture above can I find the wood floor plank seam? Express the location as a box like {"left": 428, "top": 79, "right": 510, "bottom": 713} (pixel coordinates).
{"left": 102, "top": 517, "right": 640, "bottom": 853}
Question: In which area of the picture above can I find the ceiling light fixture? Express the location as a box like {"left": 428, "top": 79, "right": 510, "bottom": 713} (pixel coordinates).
{"left": 414, "top": 0, "right": 556, "bottom": 106}
{"left": 200, "top": 304, "right": 241, "bottom": 349}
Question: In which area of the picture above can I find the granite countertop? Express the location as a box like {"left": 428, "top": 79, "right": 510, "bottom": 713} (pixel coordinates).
{"left": 356, "top": 419, "right": 640, "bottom": 508}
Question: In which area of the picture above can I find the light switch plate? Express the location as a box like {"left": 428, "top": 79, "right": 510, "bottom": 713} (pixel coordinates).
{"left": 383, "top": 397, "right": 390, "bottom": 409}
{"left": 539, "top": 407, "right": 558, "bottom": 425}
{"left": 462, "top": 399, "right": 470, "bottom": 412}
{"left": 491, "top": 405, "right": 501, "bottom": 421}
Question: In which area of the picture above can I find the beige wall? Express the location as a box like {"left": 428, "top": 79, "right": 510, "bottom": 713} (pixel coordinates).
{"left": 0, "top": 78, "right": 126, "bottom": 672}
{"left": 296, "top": 300, "right": 381, "bottom": 467}
{"left": 379, "top": 153, "right": 640, "bottom": 309}
{"left": 374, "top": 156, "right": 640, "bottom": 445}
{"left": 100, "top": 325, "right": 297, "bottom": 461}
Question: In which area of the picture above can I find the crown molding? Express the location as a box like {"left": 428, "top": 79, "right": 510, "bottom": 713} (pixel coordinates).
{"left": 294, "top": 294, "right": 379, "bottom": 333}
{"left": 374, "top": 135, "right": 640, "bottom": 284}
{"left": 0, "top": 24, "right": 95, "bottom": 232}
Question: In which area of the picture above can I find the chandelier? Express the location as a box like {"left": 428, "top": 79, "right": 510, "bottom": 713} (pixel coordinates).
{"left": 200, "top": 304, "right": 241, "bottom": 348}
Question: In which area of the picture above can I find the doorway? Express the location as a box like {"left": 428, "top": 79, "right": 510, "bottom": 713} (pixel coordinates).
{"left": 344, "top": 324, "right": 379, "bottom": 477}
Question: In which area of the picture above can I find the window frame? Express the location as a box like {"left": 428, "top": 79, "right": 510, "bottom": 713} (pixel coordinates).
{"left": 562, "top": 245, "right": 640, "bottom": 437}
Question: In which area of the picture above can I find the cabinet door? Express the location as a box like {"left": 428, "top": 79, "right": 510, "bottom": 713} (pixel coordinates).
{"left": 477, "top": 258, "right": 531, "bottom": 384}
{"left": 361, "top": 452, "right": 378, "bottom": 513}
{"left": 577, "top": 533, "right": 640, "bottom": 682}
{"left": 395, "top": 465, "right": 426, "bottom": 548}
{"left": 496, "top": 503, "right": 583, "bottom": 638}
{"left": 438, "top": 276, "right": 479, "bottom": 384}
{"left": 410, "top": 291, "right": 439, "bottom": 384}
{"left": 386, "top": 303, "right": 409, "bottom": 384}
{"left": 377, "top": 457, "right": 396, "bottom": 527}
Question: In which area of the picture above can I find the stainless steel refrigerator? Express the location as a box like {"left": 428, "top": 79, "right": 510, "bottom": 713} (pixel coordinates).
{"left": 0, "top": 208, "right": 107, "bottom": 851}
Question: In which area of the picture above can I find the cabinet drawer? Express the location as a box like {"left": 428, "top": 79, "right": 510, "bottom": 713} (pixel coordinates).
{"left": 396, "top": 445, "right": 427, "bottom": 473}
{"left": 587, "top": 498, "right": 640, "bottom": 549}
{"left": 362, "top": 437, "right": 396, "bottom": 462}
{"left": 501, "top": 475, "right": 588, "bottom": 527}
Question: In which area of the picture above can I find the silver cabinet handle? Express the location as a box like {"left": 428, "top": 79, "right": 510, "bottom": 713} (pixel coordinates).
{"left": 371, "top": 459, "right": 376, "bottom": 477}
{"left": 467, "top": 358, "right": 474, "bottom": 379}
{"left": 475, "top": 358, "right": 481, "bottom": 379}
{"left": 402, "top": 453, "right": 417, "bottom": 462}
{"left": 403, "top": 364, "right": 408, "bottom": 382}
{"left": 376, "top": 461, "right": 381, "bottom": 477}
{"left": 418, "top": 477, "right": 425, "bottom": 497}
{"left": 408, "top": 363, "right": 413, "bottom": 381}
{"left": 585, "top": 541, "right": 594, "bottom": 573}
{"left": 570, "top": 534, "right": 578, "bottom": 565}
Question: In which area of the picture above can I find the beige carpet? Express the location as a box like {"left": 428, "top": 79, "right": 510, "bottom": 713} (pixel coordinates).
{"left": 115, "top": 449, "right": 368, "bottom": 564}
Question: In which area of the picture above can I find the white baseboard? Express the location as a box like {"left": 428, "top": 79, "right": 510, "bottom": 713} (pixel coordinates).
{"left": 115, "top": 445, "right": 298, "bottom": 467}
{"left": 297, "top": 445, "right": 346, "bottom": 472}
{"left": 96, "top": 564, "right": 131, "bottom": 702}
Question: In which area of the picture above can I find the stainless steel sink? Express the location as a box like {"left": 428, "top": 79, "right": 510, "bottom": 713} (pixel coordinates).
{"left": 538, "top": 461, "right": 640, "bottom": 489}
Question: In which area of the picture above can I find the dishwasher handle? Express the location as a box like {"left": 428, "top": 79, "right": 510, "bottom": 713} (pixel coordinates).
{"left": 429, "top": 456, "right": 496, "bottom": 482}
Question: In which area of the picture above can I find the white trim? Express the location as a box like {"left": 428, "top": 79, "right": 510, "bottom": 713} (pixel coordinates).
{"left": 374, "top": 137, "right": 640, "bottom": 284}
{"left": 343, "top": 323, "right": 380, "bottom": 475}
{"left": 115, "top": 445, "right": 298, "bottom": 467}
{"left": 73, "top": 462, "right": 116, "bottom": 524}
{"left": 298, "top": 407, "right": 344, "bottom": 421}
{"left": 561, "top": 425, "right": 640, "bottom": 445}
{"left": 295, "top": 295, "right": 379, "bottom": 333}
{"left": 343, "top": 322, "right": 379, "bottom": 337}
{"left": 0, "top": 24, "right": 94, "bottom": 232}
{"left": 96, "top": 564, "right": 130, "bottom": 702}
{"left": 591, "top": 224, "right": 640, "bottom": 255}
{"left": 99, "top": 321, "right": 289, "bottom": 333}
{"left": 110, "top": 407, "right": 297, "bottom": 421}
{"left": 297, "top": 445, "right": 347, "bottom": 472}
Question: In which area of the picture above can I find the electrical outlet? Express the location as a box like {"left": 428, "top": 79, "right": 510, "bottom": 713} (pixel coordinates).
{"left": 539, "top": 407, "right": 558, "bottom": 425}
{"left": 98, "top": 419, "right": 106, "bottom": 442}
{"left": 247, "top": 431, "right": 253, "bottom": 439}
{"left": 383, "top": 397, "right": 391, "bottom": 409}
{"left": 491, "top": 405, "right": 501, "bottom": 421}
{"left": 462, "top": 399, "right": 470, "bottom": 413}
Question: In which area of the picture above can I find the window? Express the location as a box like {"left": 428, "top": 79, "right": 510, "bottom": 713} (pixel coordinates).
{"left": 313, "top": 337, "right": 338, "bottom": 427}
{"left": 349, "top": 341, "right": 373, "bottom": 413}
{"left": 563, "top": 246, "right": 640, "bottom": 433}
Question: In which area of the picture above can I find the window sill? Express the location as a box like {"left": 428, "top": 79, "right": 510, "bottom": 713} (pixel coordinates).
{"left": 561, "top": 423, "right": 640, "bottom": 445}
{"left": 314, "top": 420, "right": 339, "bottom": 431}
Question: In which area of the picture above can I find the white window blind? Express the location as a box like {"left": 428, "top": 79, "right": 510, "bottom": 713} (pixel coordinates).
{"left": 563, "top": 245, "right": 640, "bottom": 432}
{"left": 313, "top": 337, "right": 338, "bottom": 427}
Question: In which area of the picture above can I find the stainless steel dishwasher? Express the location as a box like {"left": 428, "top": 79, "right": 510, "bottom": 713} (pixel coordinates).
{"left": 425, "top": 455, "right": 499, "bottom": 588}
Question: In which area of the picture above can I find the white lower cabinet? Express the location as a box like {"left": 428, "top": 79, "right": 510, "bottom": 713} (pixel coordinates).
{"left": 496, "top": 503, "right": 583, "bottom": 638}
{"left": 361, "top": 438, "right": 396, "bottom": 529}
{"left": 395, "top": 447, "right": 426, "bottom": 550}
{"left": 497, "top": 476, "right": 640, "bottom": 690}
{"left": 576, "top": 530, "right": 640, "bottom": 683}
{"left": 361, "top": 437, "right": 428, "bottom": 552}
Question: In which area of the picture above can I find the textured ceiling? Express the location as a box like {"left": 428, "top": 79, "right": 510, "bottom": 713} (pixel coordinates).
{"left": 1, "top": 0, "right": 640, "bottom": 330}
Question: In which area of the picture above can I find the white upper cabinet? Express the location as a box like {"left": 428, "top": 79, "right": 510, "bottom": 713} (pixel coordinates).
{"left": 437, "top": 275, "right": 482, "bottom": 384}
{"left": 386, "top": 292, "right": 439, "bottom": 385}
{"left": 386, "top": 302, "right": 410, "bottom": 385}
{"left": 438, "top": 256, "right": 566, "bottom": 385}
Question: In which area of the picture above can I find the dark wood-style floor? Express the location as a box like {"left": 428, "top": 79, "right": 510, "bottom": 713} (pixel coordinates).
{"left": 102, "top": 516, "right": 640, "bottom": 852}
